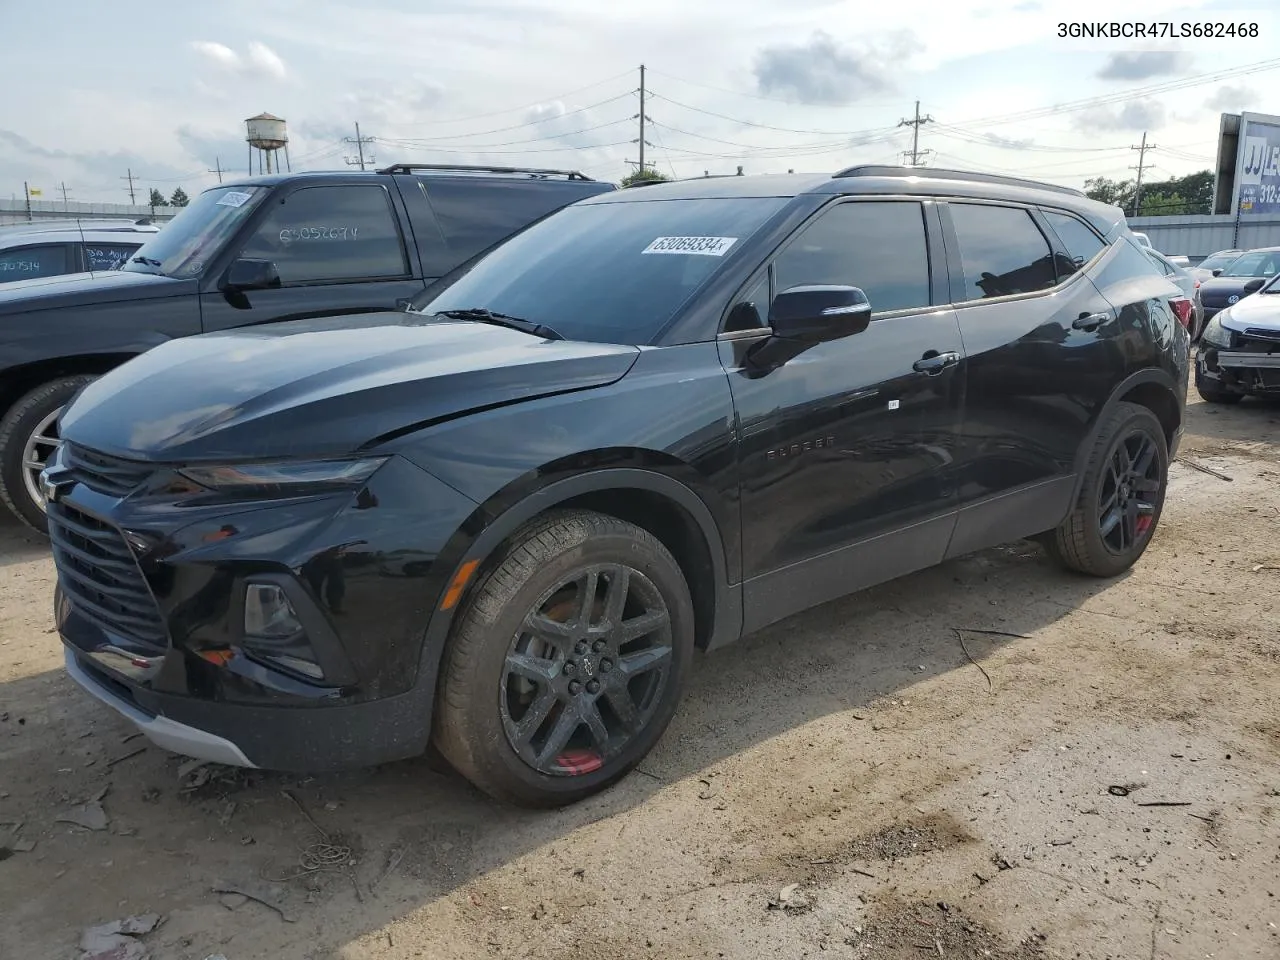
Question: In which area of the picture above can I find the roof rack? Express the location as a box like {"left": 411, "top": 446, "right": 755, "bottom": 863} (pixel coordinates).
{"left": 0, "top": 218, "right": 161, "bottom": 235}
{"left": 375, "top": 163, "right": 594, "bottom": 181}
{"left": 832, "top": 165, "right": 1086, "bottom": 198}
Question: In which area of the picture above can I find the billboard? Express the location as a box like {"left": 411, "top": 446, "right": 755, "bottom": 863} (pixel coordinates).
{"left": 1212, "top": 111, "right": 1280, "bottom": 217}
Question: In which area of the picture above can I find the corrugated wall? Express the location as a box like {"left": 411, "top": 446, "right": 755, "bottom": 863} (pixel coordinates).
{"left": 1126, "top": 214, "right": 1280, "bottom": 259}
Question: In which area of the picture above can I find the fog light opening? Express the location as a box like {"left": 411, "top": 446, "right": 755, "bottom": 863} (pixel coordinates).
{"left": 244, "top": 583, "right": 303, "bottom": 639}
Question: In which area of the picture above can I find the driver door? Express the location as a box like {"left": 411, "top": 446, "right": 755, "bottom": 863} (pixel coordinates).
{"left": 719, "top": 198, "right": 967, "bottom": 632}
{"left": 198, "top": 182, "right": 427, "bottom": 333}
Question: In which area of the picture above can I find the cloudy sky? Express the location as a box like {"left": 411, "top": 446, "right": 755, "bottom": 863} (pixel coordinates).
{"left": 1, "top": 0, "right": 1277, "bottom": 204}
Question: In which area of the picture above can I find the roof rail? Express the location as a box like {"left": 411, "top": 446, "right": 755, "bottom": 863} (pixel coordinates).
{"left": 832, "top": 164, "right": 1086, "bottom": 198}
{"left": 0, "top": 217, "right": 160, "bottom": 235}
{"left": 376, "top": 163, "right": 594, "bottom": 181}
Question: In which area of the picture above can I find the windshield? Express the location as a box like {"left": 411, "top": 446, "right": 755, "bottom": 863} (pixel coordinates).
{"left": 1199, "top": 251, "right": 1241, "bottom": 271}
{"left": 1222, "top": 250, "right": 1280, "bottom": 278}
{"left": 123, "top": 186, "right": 267, "bottom": 279}
{"left": 415, "top": 196, "right": 789, "bottom": 344}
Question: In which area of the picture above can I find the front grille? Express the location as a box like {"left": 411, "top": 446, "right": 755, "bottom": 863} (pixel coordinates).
{"left": 48, "top": 502, "right": 166, "bottom": 651}
{"left": 1243, "top": 327, "right": 1280, "bottom": 345}
{"left": 63, "top": 443, "right": 153, "bottom": 497}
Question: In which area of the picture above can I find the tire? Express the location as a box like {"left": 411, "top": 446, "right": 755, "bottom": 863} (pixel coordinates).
{"left": 1195, "top": 378, "right": 1243, "bottom": 405}
{"left": 0, "top": 376, "right": 96, "bottom": 535}
{"left": 1043, "top": 401, "right": 1168, "bottom": 578}
{"left": 433, "top": 509, "right": 694, "bottom": 807}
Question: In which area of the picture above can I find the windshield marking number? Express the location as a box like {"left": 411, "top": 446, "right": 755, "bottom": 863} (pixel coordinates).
{"left": 216, "top": 191, "right": 253, "bottom": 208}
{"left": 278, "top": 226, "right": 360, "bottom": 243}
{"left": 642, "top": 236, "right": 738, "bottom": 257}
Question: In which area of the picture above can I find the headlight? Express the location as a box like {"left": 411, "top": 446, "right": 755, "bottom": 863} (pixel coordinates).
{"left": 178, "top": 456, "right": 388, "bottom": 493}
{"left": 1201, "top": 312, "right": 1234, "bottom": 349}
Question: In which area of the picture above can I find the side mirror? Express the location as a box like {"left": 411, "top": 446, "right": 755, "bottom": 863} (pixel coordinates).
{"left": 769, "top": 285, "right": 872, "bottom": 342}
{"left": 222, "top": 258, "right": 281, "bottom": 292}
{"left": 1243, "top": 278, "right": 1266, "bottom": 294}
{"left": 1211, "top": 268, "right": 1223, "bottom": 277}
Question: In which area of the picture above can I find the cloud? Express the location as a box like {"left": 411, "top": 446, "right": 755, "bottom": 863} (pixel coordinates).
{"left": 189, "top": 40, "right": 288, "bottom": 80}
{"left": 1097, "top": 50, "right": 1184, "bottom": 81}
{"left": 1074, "top": 99, "right": 1167, "bottom": 133}
{"left": 752, "top": 30, "right": 920, "bottom": 105}
{"left": 1205, "top": 85, "right": 1258, "bottom": 112}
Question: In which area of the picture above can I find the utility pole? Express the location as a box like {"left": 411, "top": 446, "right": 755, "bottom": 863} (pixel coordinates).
{"left": 344, "top": 122, "right": 374, "bottom": 171}
{"left": 121, "top": 168, "right": 137, "bottom": 205}
{"left": 209, "top": 157, "right": 223, "bottom": 184}
{"left": 639, "top": 64, "right": 646, "bottom": 174}
{"left": 898, "top": 100, "right": 934, "bottom": 166}
{"left": 23, "top": 182, "right": 32, "bottom": 220}
{"left": 1129, "top": 132, "right": 1157, "bottom": 216}
{"left": 59, "top": 182, "right": 70, "bottom": 210}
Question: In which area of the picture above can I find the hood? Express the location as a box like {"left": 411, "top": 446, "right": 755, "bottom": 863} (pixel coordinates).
{"left": 60, "top": 311, "right": 640, "bottom": 461}
{"left": 1218, "top": 291, "right": 1280, "bottom": 333}
{"left": 1198, "top": 275, "right": 1272, "bottom": 305}
{"left": 0, "top": 269, "right": 192, "bottom": 314}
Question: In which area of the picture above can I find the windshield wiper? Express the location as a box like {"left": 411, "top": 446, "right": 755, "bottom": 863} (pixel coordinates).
{"left": 130, "top": 255, "right": 163, "bottom": 267}
{"left": 436, "top": 308, "right": 564, "bottom": 341}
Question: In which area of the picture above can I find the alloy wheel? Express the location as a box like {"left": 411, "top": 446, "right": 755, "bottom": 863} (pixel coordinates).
{"left": 20, "top": 406, "right": 63, "bottom": 516}
{"left": 500, "top": 564, "right": 674, "bottom": 777}
{"left": 1096, "top": 426, "right": 1162, "bottom": 554}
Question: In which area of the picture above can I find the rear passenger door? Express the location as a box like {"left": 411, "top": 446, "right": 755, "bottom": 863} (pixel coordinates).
{"left": 199, "top": 182, "right": 427, "bottom": 332}
{"left": 940, "top": 200, "right": 1120, "bottom": 558}
{"left": 405, "top": 178, "right": 598, "bottom": 284}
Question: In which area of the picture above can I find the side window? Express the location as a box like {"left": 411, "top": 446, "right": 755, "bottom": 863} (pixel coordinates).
{"left": 85, "top": 243, "right": 138, "bottom": 271}
{"left": 1042, "top": 210, "right": 1106, "bottom": 279}
{"left": 423, "top": 179, "right": 575, "bottom": 266}
{"left": 949, "top": 203, "right": 1057, "bottom": 301}
{"left": 1143, "top": 249, "right": 1174, "bottom": 276}
{"left": 240, "top": 185, "right": 408, "bottom": 283}
{"left": 773, "top": 201, "right": 932, "bottom": 314}
{"left": 1089, "top": 235, "right": 1166, "bottom": 293}
{"left": 0, "top": 244, "right": 68, "bottom": 280}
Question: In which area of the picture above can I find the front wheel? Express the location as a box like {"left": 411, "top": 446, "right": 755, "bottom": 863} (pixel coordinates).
{"left": 1043, "top": 402, "right": 1168, "bottom": 578}
{"left": 433, "top": 510, "right": 695, "bottom": 807}
{"left": 0, "top": 376, "right": 97, "bottom": 535}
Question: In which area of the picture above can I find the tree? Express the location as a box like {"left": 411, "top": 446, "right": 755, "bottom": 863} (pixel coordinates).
{"left": 1132, "top": 170, "right": 1213, "bottom": 217}
{"left": 1083, "top": 176, "right": 1135, "bottom": 211}
{"left": 148, "top": 188, "right": 166, "bottom": 208}
{"left": 621, "top": 167, "right": 672, "bottom": 188}
{"left": 170, "top": 187, "right": 189, "bottom": 207}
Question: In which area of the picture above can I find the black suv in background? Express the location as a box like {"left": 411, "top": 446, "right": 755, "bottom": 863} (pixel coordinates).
{"left": 49, "top": 166, "right": 1189, "bottom": 807}
{"left": 0, "top": 164, "right": 614, "bottom": 532}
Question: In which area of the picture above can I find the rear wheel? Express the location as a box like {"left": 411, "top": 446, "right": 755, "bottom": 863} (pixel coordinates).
{"left": 0, "top": 376, "right": 96, "bottom": 535}
{"left": 434, "top": 510, "right": 694, "bottom": 807}
{"left": 1043, "top": 402, "right": 1168, "bottom": 577}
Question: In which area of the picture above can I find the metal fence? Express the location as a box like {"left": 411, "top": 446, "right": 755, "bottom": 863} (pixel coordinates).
{"left": 1126, "top": 214, "right": 1280, "bottom": 260}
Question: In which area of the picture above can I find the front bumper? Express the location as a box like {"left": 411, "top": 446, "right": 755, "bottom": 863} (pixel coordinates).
{"left": 53, "top": 453, "right": 479, "bottom": 772}
{"left": 1198, "top": 342, "right": 1280, "bottom": 396}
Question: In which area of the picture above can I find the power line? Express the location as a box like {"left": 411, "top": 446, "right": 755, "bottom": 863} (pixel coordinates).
{"left": 390, "top": 70, "right": 636, "bottom": 127}
{"left": 952, "top": 56, "right": 1280, "bottom": 128}
{"left": 389, "top": 92, "right": 635, "bottom": 140}
{"left": 643, "top": 66, "right": 899, "bottom": 109}
{"left": 646, "top": 91, "right": 895, "bottom": 137}
{"left": 344, "top": 122, "right": 375, "bottom": 170}
{"left": 378, "top": 116, "right": 635, "bottom": 150}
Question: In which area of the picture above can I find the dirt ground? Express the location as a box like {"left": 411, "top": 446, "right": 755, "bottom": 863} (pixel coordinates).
{"left": 2, "top": 382, "right": 1279, "bottom": 960}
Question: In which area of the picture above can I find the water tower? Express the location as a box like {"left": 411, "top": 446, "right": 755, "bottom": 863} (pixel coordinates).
{"left": 245, "top": 112, "right": 290, "bottom": 175}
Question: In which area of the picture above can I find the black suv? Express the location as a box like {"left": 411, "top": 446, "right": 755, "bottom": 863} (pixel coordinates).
{"left": 49, "top": 166, "right": 1189, "bottom": 807}
{"left": 0, "top": 164, "right": 613, "bottom": 533}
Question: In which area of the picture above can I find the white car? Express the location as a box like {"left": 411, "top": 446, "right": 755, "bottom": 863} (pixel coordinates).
{"left": 0, "top": 219, "right": 160, "bottom": 284}
{"left": 1196, "top": 272, "right": 1280, "bottom": 404}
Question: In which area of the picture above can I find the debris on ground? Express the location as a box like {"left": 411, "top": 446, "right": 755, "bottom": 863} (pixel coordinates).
{"left": 211, "top": 881, "right": 297, "bottom": 923}
{"left": 79, "top": 914, "right": 162, "bottom": 960}
{"left": 767, "top": 882, "right": 813, "bottom": 913}
{"left": 58, "top": 799, "right": 108, "bottom": 832}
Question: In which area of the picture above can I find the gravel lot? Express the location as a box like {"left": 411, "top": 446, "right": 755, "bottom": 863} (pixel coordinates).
{"left": 2, "top": 382, "right": 1279, "bottom": 960}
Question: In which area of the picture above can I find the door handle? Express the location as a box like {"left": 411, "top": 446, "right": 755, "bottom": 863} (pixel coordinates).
{"left": 912, "top": 351, "right": 960, "bottom": 375}
{"left": 1072, "top": 312, "right": 1109, "bottom": 332}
